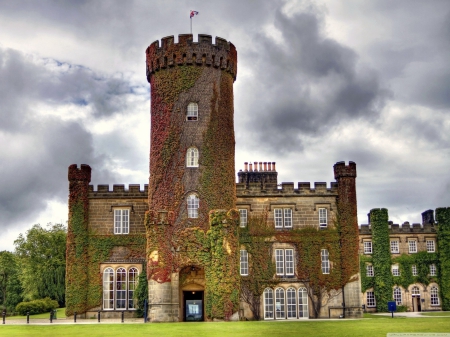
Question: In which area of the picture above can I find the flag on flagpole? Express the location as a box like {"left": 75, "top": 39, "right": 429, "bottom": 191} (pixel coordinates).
{"left": 190, "top": 10, "right": 199, "bottom": 18}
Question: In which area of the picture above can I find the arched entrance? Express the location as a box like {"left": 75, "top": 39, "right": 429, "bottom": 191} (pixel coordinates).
{"left": 411, "top": 286, "right": 421, "bottom": 312}
{"left": 179, "top": 266, "right": 205, "bottom": 322}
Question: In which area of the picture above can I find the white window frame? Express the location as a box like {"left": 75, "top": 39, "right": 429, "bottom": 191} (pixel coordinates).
{"left": 364, "top": 241, "right": 372, "bottom": 254}
{"left": 238, "top": 209, "right": 248, "bottom": 228}
{"left": 240, "top": 250, "right": 249, "bottom": 276}
{"left": 426, "top": 240, "right": 435, "bottom": 253}
{"left": 103, "top": 267, "right": 139, "bottom": 311}
{"left": 319, "top": 208, "right": 327, "bottom": 228}
{"left": 408, "top": 240, "right": 417, "bottom": 253}
{"left": 103, "top": 267, "right": 114, "bottom": 310}
{"left": 264, "top": 288, "right": 274, "bottom": 319}
{"left": 412, "top": 265, "right": 418, "bottom": 276}
{"left": 366, "top": 291, "right": 376, "bottom": 307}
{"left": 187, "top": 194, "right": 199, "bottom": 218}
{"left": 430, "top": 286, "right": 439, "bottom": 306}
{"left": 275, "top": 288, "right": 285, "bottom": 319}
{"left": 274, "top": 208, "right": 293, "bottom": 229}
{"left": 321, "top": 249, "right": 330, "bottom": 274}
{"left": 187, "top": 102, "right": 198, "bottom": 121}
{"left": 392, "top": 265, "right": 400, "bottom": 277}
{"left": 275, "top": 249, "right": 295, "bottom": 277}
{"left": 116, "top": 267, "right": 127, "bottom": 309}
{"left": 298, "top": 287, "right": 309, "bottom": 318}
{"left": 128, "top": 267, "right": 138, "bottom": 309}
{"left": 430, "top": 264, "right": 436, "bottom": 277}
{"left": 366, "top": 264, "right": 374, "bottom": 277}
{"left": 286, "top": 288, "right": 297, "bottom": 319}
{"left": 114, "top": 209, "right": 130, "bottom": 234}
{"left": 186, "top": 147, "right": 199, "bottom": 167}
{"left": 393, "top": 287, "right": 402, "bottom": 305}
{"left": 390, "top": 240, "right": 399, "bottom": 254}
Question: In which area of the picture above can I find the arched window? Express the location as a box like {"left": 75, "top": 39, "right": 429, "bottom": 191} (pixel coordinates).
{"left": 393, "top": 287, "right": 402, "bottom": 305}
{"left": 286, "top": 288, "right": 296, "bottom": 319}
{"left": 187, "top": 194, "right": 199, "bottom": 218}
{"left": 298, "top": 287, "right": 308, "bottom": 318}
{"left": 430, "top": 286, "right": 439, "bottom": 306}
{"left": 275, "top": 288, "right": 285, "bottom": 319}
{"left": 128, "top": 268, "right": 138, "bottom": 309}
{"left": 187, "top": 102, "right": 198, "bottom": 121}
{"left": 116, "top": 268, "right": 127, "bottom": 309}
{"left": 103, "top": 268, "right": 114, "bottom": 310}
{"left": 186, "top": 147, "right": 199, "bottom": 167}
{"left": 264, "top": 288, "right": 274, "bottom": 319}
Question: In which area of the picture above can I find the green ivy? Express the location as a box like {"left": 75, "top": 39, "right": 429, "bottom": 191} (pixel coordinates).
{"left": 436, "top": 207, "right": 450, "bottom": 310}
{"left": 359, "top": 255, "right": 374, "bottom": 293}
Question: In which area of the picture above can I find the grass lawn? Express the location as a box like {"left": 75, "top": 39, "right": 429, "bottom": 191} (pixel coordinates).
{"left": 1, "top": 317, "right": 450, "bottom": 337}
{"left": 421, "top": 311, "right": 450, "bottom": 317}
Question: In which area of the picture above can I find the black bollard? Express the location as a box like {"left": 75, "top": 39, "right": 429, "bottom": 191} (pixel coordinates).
{"left": 53, "top": 309, "right": 57, "bottom": 320}
{"left": 50, "top": 310, "right": 53, "bottom": 323}
{"left": 98, "top": 310, "right": 101, "bottom": 323}
{"left": 121, "top": 311, "right": 124, "bottom": 323}
{"left": 26, "top": 312, "right": 30, "bottom": 324}
{"left": 74, "top": 311, "right": 77, "bottom": 323}
{"left": 2, "top": 310, "right": 5, "bottom": 324}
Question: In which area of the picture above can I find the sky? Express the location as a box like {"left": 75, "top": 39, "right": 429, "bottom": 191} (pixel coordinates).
{"left": 1, "top": 0, "right": 450, "bottom": 251}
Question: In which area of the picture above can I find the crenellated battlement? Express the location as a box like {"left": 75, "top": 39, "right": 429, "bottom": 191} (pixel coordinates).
{"left": 88, "top": 184, "right": 148, "bottom": 198}
{"left": 68, "top": 164, "right": 91, "bottom": 182}
{"left": 333, "top": 161, "right": 357, "bottom": 179}
{"left": 145, "top": 34, "right": 237, "bottom": 81}
{"left": 236, "top": 181, "right": 338, "bottom": 195}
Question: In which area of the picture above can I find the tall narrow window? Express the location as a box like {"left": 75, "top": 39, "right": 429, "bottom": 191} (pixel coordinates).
{"left": 240, "top": 250, "right": 248, "bottom": 276}
{"left": 366, "top": 291, "right": 376, "bottom": 307}
{"left": 186, "top": 147, "right": 199, "bottom": 167}
{"left": 128, "top": 268, "right": 138, "bottom": 309}
{"left": 430, "top": 264, "right": 436, "bottom": 276}
{"left": 409, "top": 240, "right": 417, "bottom": 253}
{"left": 426, "top": 240, "right": 435, "bottom": 253}
{"left": 430, "top": 286, "right": 439, "bottom": 306}
{"left": 114, "top": 209, "right": 129, "bottom": 234}
{"left": 412, "top": 265, "right": 418, "bottom": 276}
{"left": 187, "top": 102, "right": 198, "bottom": 121}
{"left": 275, "top": 288, "right": 285, "bottom": 319}
{"left": 319, "top": 208, "right": 327, "bottom": 228}
{"left": 103, "top": 268, "right": 114, "bottom": 310}
{"left": 264, "top": 288, "right": 274, "bottom": 319}
{"left": 275, "top": 249, "right": 284, "bottom": 276}
{"left": 390, "top": 240, "right": 399, "bottom": 254}
{"left": 366, "top": 265, "right": 374, "bottom": 277}
{"left": 187, "top": 194, "right": 199, "bottom": 218}
{"left": 274, "top": 208, "right": 292, "bottom": 229}
{"left": 116, "top": 268, "right": 127, "bottom": 309}
{"left": 238, "top": 209, "right": 248, "bottom": 227}
{"left": 321, "top": 249, "right": 330, "bottom": 274}
{"left": 298, "top": 287, "right": 309, "bottom": 318}
{"left": 393, "top": 287, "right": 402, "bottom": 305}
{"left": 286, "top": 288, "right": 296, "bottom": 319}
{"left": 392, "top": 265, "right": 400, "bottom": 276}
{"left": 364, "top": 241, "right": 372, "bottom": 254}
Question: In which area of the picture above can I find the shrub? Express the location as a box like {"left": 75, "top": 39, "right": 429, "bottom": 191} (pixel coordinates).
{"left": 15, "top": 298, "right": 59, "bottom": 315}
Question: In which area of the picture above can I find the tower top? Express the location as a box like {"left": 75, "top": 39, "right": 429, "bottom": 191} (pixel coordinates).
{"left": 145, "top": 34, "right": 237, "bottom": 82}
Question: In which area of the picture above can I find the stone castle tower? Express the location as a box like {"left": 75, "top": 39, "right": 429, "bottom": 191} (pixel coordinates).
{"left": 144, "top": 34, "right": 239, "bottom": 321}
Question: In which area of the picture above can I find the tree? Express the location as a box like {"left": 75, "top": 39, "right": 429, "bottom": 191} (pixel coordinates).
{"left": 0, "top": 251, "right": 23, "bottom": 312}
{"left": 14, "top": 223, "right": 66, "bottom": 307}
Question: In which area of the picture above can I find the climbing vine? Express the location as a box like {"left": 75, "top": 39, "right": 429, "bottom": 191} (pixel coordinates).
{"left": 436, "top": 207, "right": 450, "bottom": 310}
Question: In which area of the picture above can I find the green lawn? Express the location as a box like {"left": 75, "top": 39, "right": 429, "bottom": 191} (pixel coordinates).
{"left": 1, "top": 318, "right": 450, "bottom": 337}
{"left": 420, "top": 311, "right": 450, "bottom": 317}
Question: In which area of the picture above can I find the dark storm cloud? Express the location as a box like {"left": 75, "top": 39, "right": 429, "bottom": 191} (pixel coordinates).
{"left": 242, "top": 9, "right": 388, "bottom": 153}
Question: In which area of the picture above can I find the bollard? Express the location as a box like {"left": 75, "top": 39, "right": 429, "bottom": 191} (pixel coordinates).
{"left": 53, "top": 309, "right": 57, "bottom": 320}
{"left": 98, "top": 310, "right": 101, "bottom": 323}
{"left": 50, "top": 310, "right": 53, "bottom": 323}
{"left": 26, "top": 312, "right": 30, "bottom": 324}
{"left": 121, "top": 311, "right": 124, "bottom": 323}
{"left": 2, "top": 310, "right": 5, "bottom": 324}
{"left": 74, "top": 311, "right": 77, "bottom": 323}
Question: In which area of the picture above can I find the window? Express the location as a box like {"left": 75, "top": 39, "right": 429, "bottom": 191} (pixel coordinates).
{"left": 298, "top": 287, "right": 309, "bottom": 318}
{"left": 366, "top": 291, "right": 376, "bottom": 307}
{"left": 187, "top": 194, "right": 199, "bottom": 218}
{"left": 430, "top": 286, "right": 439, "bottom": 306}
{"left": 319, "top": 208, "right": 327, "bottom": 228}
{"left": 426, "top": 240, "right": 435, "bottom": 253}
{"left": 321, "top": 249, "right": 330, "bottom": 274}
{"left": 430, "top": 264, "right": 436, "bottom": 276}
{"left": 393, "top": 287, "right": 402, "bottom": 305}
{"left": 264, "top": 288, "right": 274, "bottom": 319}
{"left": 366, "top": 265, "right": 374, "bottom": 277}
{"left": 275, "top": 249, "right": 294, "bottom": 277}
{"left": 390, "top": 240, "right": 399, "bottom": 254}
{"left": 186, "top": 147, "right": 199, "bottom": 167}
{"left": 240, "top": 250, "right": 248, "bottom": 276}
{"left": 286, "top": 288, "right": 296, "bottom": 319}
{"left": 412, "top": 265, "right": 418, "bottom": 276}
{"left": 408, "top": 240, "right": 417, "bottom": 253}
{"left": 364, "top": 241, "right": 372, "bottom": 254}
{"left": 114, "top": 209, "right": 129, "bottom": 234}
{"left": 187, "top": 102, "right": 198, "bottom": 121}
{"left": 392, "top": 265, "right": 400, "bottom": 276}
{"left": 239, "top": 209, "right": 248, "bottom": 227}
{"left": 103, "top": 267, "right": 139, "bottom": 310}
{"left": 274, "top": 208, "right": 292, "bottom": 229}
{"left": 411, "top": 286, "right": 420, "bottom": 296}
{"left": 275, "top": 288, "right": 285, "bottom": 319}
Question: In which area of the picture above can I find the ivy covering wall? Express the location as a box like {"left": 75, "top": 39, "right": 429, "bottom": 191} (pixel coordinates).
{"left": 436, "top": 207, "right": 450, "bottom": 310}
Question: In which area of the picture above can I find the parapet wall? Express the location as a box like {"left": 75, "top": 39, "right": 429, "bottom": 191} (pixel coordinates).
{"left": 146, "top": 34, "right": 237, "bottom": 81}
{"left": 237, "top": 181, "right": 338, "bottom": 195}
{"left": 359, "top": 222, "right": 436, "bottom": 234}
{"left": 88, "top": 184, "right": 148, "bottom": 198}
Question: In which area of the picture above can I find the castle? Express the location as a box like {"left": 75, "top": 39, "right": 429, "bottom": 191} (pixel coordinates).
{"left": 66, "top": 34, "right": 449, "bottom": 321}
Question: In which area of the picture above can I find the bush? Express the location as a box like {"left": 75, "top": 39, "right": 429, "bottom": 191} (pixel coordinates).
{"left": 15, "top": 298, "right": 59, "bottom": 315}
{"left": 396, "top": 305, "right": 408, "bottom": 312}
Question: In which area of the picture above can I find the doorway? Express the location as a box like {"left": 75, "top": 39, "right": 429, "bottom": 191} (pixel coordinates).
{"left": 411, "top": 286, "right": 421, "bottom": 312}
{"left": 183, "top": 291, "right": 204, "bottom": 321}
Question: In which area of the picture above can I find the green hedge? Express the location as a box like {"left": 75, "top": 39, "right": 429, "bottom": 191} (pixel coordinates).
{"left": 15, "top": 298, "right": 59, "bottom": 315}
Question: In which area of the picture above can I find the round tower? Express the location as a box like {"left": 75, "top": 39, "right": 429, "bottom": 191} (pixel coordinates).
{"left": 145, "top": 34, "right": 238, "bottom": 322}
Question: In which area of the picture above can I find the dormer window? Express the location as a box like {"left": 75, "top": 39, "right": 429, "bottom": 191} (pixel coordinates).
{"left": 187, "top": 102, "right": 198, "bottom": 121}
